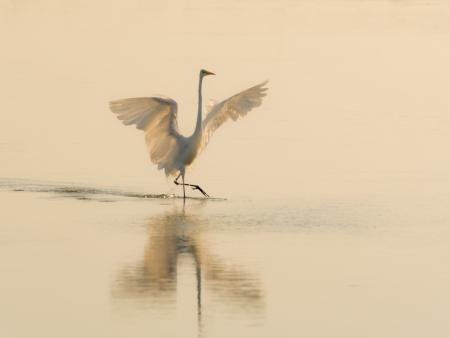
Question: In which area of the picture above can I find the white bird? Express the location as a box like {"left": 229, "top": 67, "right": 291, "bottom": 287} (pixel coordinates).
{"left": 109, "top": 69, "right": 268, "bottom": 199}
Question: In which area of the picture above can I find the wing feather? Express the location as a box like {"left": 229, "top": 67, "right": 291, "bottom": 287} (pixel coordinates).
{"left": 109, "top": 97, "right": 181, "bottom": 176}
{"left": 201, "top": 81, "right": 268, "bottom": 150}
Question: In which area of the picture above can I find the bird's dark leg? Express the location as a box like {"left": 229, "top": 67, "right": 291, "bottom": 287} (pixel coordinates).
{"left": 174, "top": 173, "right": 183, "bottom": 197}
{"left": 174, "top": 173, "right": 186, "bottom": 200}
{"left": 174, "top": 174, "right": 210, "bottom": 198}
{"left": 182, "top": 174, "right": 186, "bottom": 200}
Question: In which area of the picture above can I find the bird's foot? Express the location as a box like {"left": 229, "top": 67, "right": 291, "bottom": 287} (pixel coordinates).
{"left": 191, "top": 185, "right": 210, "bottom": 198}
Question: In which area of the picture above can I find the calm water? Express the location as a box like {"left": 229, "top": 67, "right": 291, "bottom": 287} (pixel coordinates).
{"left": 1, "top": 180, "right": 449, "bottom": 338}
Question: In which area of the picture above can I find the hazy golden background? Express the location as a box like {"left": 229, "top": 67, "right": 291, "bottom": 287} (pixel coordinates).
{"left": 1, "top": 0, "right": 449, "bottom": 197}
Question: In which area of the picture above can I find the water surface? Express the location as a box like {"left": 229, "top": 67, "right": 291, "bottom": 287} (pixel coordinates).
{"left": 1, "top": 181, "right": 449, "bottom": 338}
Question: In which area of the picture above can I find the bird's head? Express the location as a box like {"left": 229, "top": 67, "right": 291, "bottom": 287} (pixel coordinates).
{"left": 200, "top": 69, "right": 215, "bottom": 77}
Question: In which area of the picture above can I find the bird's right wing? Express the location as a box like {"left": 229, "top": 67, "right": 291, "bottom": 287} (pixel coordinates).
{"left": 201, "top": 81, "right": 268, "bottom": 151}
{"left": 109, "top": 97, "right": 181, "bottom": 175}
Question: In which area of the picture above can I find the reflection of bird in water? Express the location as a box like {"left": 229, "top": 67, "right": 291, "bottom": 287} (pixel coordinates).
{"left": 112, "top": 207, "right": 263, "bottom": 335}
{"left": 109, "top": 69, "right": 268, "bottom": 199}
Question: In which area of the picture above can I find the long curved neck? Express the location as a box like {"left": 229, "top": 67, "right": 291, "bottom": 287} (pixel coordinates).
{"left": 194, "top": 74, "right": 204, "bottom": 136}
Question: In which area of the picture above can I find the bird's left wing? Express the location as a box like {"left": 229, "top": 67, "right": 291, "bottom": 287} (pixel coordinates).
{"left": 201, "top": 81, "right": 268, "bottom": 151}
{"left": 109, "top": 97, "right": 182, "bottom": 175}
{"left": 109, "top": 97, "right": 179, "bottom": 134}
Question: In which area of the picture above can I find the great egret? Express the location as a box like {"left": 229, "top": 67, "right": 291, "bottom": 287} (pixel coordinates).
{"left": 109, "top": 69, "right": 268, "bottom": 199}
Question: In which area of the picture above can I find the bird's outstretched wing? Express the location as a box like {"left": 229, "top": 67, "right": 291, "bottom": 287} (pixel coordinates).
{"left": 201, "top": 81, "right": 268, "bottom": 151}
{"left": 109, "top": 97, "right": 181, "bottom": 175}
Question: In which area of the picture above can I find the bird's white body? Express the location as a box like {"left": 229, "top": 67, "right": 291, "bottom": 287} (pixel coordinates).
{"left": 110, "top": 69, "right": 268, "bottom": 197}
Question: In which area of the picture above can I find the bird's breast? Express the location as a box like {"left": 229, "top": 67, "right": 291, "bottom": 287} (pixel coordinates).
{"left": 180, "top": 134, "right": 202, "bottom": 166}
{"left": 182, "top": 144, "right": 199, "bottom": 165}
